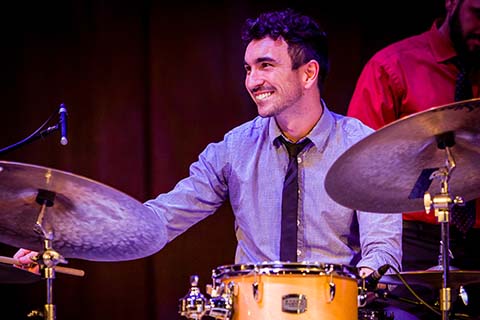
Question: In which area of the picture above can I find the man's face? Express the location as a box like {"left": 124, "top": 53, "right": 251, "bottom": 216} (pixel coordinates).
{"left": 450, "top": 0, "right": 480, "bottom": 64}
{"left": 244, "top": 37, "right": 304, "bottom": 118}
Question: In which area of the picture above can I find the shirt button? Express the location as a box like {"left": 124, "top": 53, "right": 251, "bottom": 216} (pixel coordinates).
{"left": 297, "top": 249, "right": 302, "bottom": 256}
{"left": 297, "top": 157, "right": 302, "bottom": 164}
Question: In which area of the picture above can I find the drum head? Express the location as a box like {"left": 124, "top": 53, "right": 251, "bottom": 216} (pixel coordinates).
{"left": 212, "top": 261, "right": 358, "bottom": 280}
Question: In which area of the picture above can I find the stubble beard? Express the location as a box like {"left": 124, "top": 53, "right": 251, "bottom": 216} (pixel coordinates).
{"left": 450, "top": 7, "right": 480, "bottom": 68}
{"left": 257, "top": 95, "right": 303, "bottom": 119}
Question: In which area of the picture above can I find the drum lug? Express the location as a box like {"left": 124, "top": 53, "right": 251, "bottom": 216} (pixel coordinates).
{"left": 252, "top": 281, "right": 260, "bottom": 302}
{"left": 228, "top": 281, "right": 238, "bottom": 297}
{"left": 252, "top": 267, "right": 262, "bottom": 302}
{"left": 327, "top": 272, "right": 336, "bottom": 303}
{"left": 328, "top": 280, "right": 336, "bottom": 303}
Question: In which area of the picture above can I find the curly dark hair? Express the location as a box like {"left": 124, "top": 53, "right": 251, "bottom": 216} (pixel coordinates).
{"left": 241, "top": 8, "right": 329, "bottom": 88}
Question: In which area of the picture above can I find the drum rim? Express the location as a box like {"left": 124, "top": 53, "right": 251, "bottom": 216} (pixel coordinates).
{"left": 212, "top": 261, "right": 358, "bottom": 279}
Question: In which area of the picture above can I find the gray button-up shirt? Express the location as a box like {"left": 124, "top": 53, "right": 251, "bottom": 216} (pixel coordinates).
{"left": 145, "top": 105, "right": 402, "bottom": 271}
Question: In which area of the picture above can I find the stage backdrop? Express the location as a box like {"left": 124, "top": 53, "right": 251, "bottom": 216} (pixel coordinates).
{"left": 0, "top": 1, "right": 442, "bottom": 319}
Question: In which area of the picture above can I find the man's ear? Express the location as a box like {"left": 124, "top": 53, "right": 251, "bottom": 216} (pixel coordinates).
{"left": 302, "top": 60, "right": 319, "bottom": 89}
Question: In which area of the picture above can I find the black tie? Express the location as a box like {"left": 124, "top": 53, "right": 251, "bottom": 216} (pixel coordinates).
{"left": 280, "top": 137, "right": 310, "bottom": 262}
{"left": 451, "top": 58, "right": 476, "bottom": 236}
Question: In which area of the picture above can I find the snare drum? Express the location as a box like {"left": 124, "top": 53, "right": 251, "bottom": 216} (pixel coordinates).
{"left": 211, "top": 262, "right": 358, "bottom": 320}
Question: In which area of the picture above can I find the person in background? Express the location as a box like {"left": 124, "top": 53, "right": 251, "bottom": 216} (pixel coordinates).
{"left": 348, "top": 0, "right": 480, "bottom": 318}
{"left": 15, "top": 7, "right": 402, "bottom": 318}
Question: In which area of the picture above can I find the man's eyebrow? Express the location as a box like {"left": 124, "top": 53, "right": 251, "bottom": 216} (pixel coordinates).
{"left": 244, "top": 56, "right": 276, "bottom": 66}
{"left": 256, "top": 57, "right": 276, "bottom": 63}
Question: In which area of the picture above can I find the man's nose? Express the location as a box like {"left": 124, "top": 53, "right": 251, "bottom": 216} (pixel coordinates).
{"left": 246, "top": 71, "right": 265, "bottom": 89}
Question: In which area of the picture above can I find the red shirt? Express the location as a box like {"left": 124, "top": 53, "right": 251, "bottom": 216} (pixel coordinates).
{"left": 347, "top": 21, "right": 480, "bottom": 227}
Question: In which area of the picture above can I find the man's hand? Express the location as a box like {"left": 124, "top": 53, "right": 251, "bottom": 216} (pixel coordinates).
{"left": 359, "top": 266, "right": 388, "bottom": 290}
{"left": 13, "top": 248, "right": 40, "bottom": 274}
{"left": 358, "top": 267, "right": 374, "bottom": 278}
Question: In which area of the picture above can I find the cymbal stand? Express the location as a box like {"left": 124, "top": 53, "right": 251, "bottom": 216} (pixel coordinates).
{"left": 32, "top": 189, "right": 66, "bottom": 320}
{"left": 423, "top": 134, "right": 464, "bottom": 320}
{"left": 427, "top": 241, "right": 457, "bottom": 271}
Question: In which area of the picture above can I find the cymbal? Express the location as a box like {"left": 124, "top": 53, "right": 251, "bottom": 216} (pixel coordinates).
{"left": 380, "top": 270, "right": 480, "bottom": 289}
{"left": 0, "top": 263, "right": 40, "bottom": 284}
{"left": 0, "top": 161, "right": 164, "bottom": 262}
{"left": 325, "top": 98, "right": 480, "bottom": 213}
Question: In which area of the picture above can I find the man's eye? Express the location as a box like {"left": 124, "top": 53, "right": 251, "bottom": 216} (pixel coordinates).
{"left": 261, "top": 63, "right": 273, "bottom": 68}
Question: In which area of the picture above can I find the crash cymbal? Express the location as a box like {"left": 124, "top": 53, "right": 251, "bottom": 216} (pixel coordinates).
{"left": 0, "top": 161, "right": 164, "bottom": 262}
{"left": 325, "top": 98, "right": 480, "bottom": 213}
{"left": 380, "top": 270, "right": 480, "bottom": 289}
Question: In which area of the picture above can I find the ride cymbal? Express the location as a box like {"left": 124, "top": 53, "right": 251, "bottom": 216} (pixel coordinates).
{"left": 325, "top": 98, "right": 480, "bottom": 213}
{"left": 0, "top": 161, "right": 164, "bottom": 262}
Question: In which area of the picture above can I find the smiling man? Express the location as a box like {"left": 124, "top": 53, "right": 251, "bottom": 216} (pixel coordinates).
{"left": 151, "top": 7, "right": 401, "bottom": 281}
{"left": 15, "top": 8, "right": 403, "bottom": 319}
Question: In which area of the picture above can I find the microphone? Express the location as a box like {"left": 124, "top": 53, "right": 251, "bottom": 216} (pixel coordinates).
{"left": 59, "top": 104, "right": 68, "bottom": 146}
{"left": 363, "top": 264, "right": 390, "bottom": 291}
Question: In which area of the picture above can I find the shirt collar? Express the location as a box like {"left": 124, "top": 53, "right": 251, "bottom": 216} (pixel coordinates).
{"left": 428, "top": 19, "right": 457, "bottom": 63}
{"left": 269, "top": 99, "right": 334, "bottom": 151}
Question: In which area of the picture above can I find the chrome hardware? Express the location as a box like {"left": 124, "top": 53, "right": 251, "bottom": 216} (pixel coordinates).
{"left": 327, "top": 268, "right": 336, "bottom": 303}
{"left": 179, "top": 275, "right": 234, "bottom": 320}
{"left": 179, "top": 275, "right": 208, "bottom": 320}
{"left": 252, "top": 281, "right": 259, "bottom": 301}
{"left": 459, "top": 285, "right": 469, "bottom": 306}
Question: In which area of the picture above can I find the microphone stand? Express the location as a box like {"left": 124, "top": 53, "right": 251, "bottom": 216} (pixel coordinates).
{"left": 0, "top": 126, "right": 60, "bottom": 156}
{"left": 0, "top": 105, "right": 67, "bottom": 156}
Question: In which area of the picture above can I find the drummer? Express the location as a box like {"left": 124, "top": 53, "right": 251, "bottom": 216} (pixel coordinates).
{"left": 16, "top": 7, "right": 401, "bottom": 292}
{"left": 347, "top": 0, "right": 480, "bottom": 318}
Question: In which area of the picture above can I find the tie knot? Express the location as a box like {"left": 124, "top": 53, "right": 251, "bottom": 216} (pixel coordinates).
{"left": 281, "top": 137, "right": 310, "bottom": 158}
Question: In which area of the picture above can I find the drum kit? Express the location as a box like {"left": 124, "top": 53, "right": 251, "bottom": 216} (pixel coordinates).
{"left": 0, "top": 98, "right": 480, "bottom": 320}
{"left": 176, "top": 98, "right": 480, "bottom": 320}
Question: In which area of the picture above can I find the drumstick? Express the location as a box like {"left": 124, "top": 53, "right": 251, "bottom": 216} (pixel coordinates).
{"left": 0, "top": 255, "right": 85, "bottom": 277}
